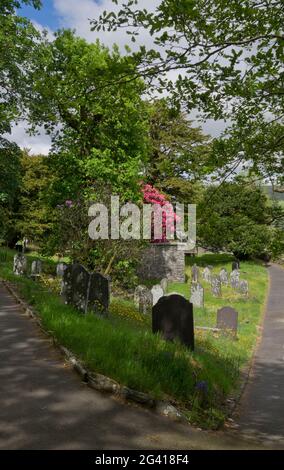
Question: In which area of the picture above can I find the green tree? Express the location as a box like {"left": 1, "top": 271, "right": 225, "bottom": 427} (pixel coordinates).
{"left": 198, "top": 182, "right": 284, "bottom": 259}
{"left": 0, "top": 138, "right": 21, "bottom": 244}
{"left": 0, "top": 1, "right": 41, "bottom": 135}
{"left": 15, "top": 150, "right": 53, "bottom": 243}
{"left": 145, "top": 99, "right": 210, "bottom": 202}
{"left": 28, "top": 29, "right": 149, "bottom": 202}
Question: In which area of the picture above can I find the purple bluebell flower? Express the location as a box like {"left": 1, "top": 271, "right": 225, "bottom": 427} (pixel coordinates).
{"left": 195, "top": 381, "right": 208, "bottom": 394}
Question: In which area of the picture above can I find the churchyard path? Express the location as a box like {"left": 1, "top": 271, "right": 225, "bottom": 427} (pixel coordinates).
{"left": 0, "top": 269, "right": 283, "bottom": 450}
{"left": 234, "top": 263, "right": 284, "bottom": 447}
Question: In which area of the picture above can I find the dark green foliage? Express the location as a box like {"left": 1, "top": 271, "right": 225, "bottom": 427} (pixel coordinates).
{"left": 15, "top": 151, "right": 54, "bottom": 242}
{"left": 0, "top": 1, "right": 41, "bottom": 134}
{"left": 0, "top": 138, "right": 21, "bottom": 244}
{"left": 198, "top": 182, "right": 284, "bottom": 258}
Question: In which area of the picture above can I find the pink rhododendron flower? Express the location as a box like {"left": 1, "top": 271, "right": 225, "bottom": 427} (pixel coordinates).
{"left": 142, "top": 184, "right": 178, "bottom": 243}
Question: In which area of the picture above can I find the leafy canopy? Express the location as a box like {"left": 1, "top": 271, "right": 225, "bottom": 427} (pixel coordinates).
{"left": 198, "top": 182, "right": 284, "bottom": 258}
{"left": 28, "top": 30, "right": 149, "bottom": 201}
{"left": 0, "top": 138, "right": 22, "bottom": 243}
{"left": 146, "top": 99, "right": 211, "bottom": 201}
{"left": 0, "top": 0, "right": 41, "bottom": 134}
{"left": 92, "top": 1, "right": 284, "bottom": 183}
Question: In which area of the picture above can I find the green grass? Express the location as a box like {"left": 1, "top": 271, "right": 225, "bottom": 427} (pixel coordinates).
{"left": 0, "top": 249, "right": 268, "bottom": 429}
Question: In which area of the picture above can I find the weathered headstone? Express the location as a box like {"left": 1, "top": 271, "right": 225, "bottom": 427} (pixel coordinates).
{"left": 62, "top": 264, "right": 90, "bottom": 312}
{"left": 191, "top": 264, "right": 199, "bottom": 283}
{"left": 219, "top": 268, "right": 229, "bottom": 285}
{"left": 232, "top": 260, "right": 240, "bottom": 271}
{"left": 202, "top": 266, "right": 212, "bottom": 283}
{"left": 61, "top": 264, "right": 73, "bottom": 301}
{"left": 56, "top": 262, "right": 67, "bottom": 277}
{"left": 151, "top": 284, "right": 164, "bottom": 306}
{"left": 152, "top": 294, "right": 194, "bottom": 350}
{"left": 13, "top": 254, "right": 27, "bottom": 276}
{"left": 230, "top": 269, "right": 240, "bottom": 289}
{"left": 62, "top": 264, "right": 110, "bottom": 314}
{"left": 190, "top": 282, "right": 204, "bottom": 308}
{"left": 239, "top": 280, "right": 249, "bottom": 296}
{"left": 211, "top": 275, "right": 221, "bottom": 297}
{"left": 160, "top": 278, "right": 168, "bottom": 293}
{"left": 217, "top": 307, "right": 238, "bottom": 336}
{"left": 134, "top": 285, "right": 153, "bottom": 314}
{"left": 31, "top": 260, "right": 42, "bottom": 277}
{"left": 89, "top": 272, "right": 110, "bottom": 313}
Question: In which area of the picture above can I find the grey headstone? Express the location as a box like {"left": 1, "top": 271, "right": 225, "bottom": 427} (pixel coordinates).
{"left": 134, "top": 285, "right": 153, "bottom": 314}
{"left": 62, "top": 264, "right": 110, "bottom": 314}
{"left": 152, "top": 294, "right": 194, "bottom": 350}
{"left": 202, "top": 266, "right": 212, "bottom": 283}
{"left": 151, "top": 284, "right": 164, "bottom": 306}
{"left": 62, "top": 264, "right": 90, "bottom": 312}
{"left": 13, "top": 254, "right": 27, "bottom": 276}
{"left": 89, "top": 272, "right": 110, "bottom": 313}
{"left": 217, "top": 307, "right": 238, "bottom": 335}
{"left": 57, "top": 262, "right": 67, "bottom": 277}
{"left": 190, "top": 282, "right": 204, "bottom": 308}
{"left": 239, "top": 280, "right": 249, "bottom": 296}
{"left": 232, "top": 260, "right": 240, "bottom": 271}
{"left": 191, "top": 264, "right": 199, "bottom": 283}
{"left": 219, "top": 268, "right": 229, "bottom": 285}
{"left": 230, "top": 270, "right": 240, "bottom": 289}
{"left": 211, "top": 275, "right": 221, "bottom": 297}
{"left": 160, "top": 278, "right": 168, "bottom": 293}
{"left": 31, "top": 260, "right": 42, "bottom": 276}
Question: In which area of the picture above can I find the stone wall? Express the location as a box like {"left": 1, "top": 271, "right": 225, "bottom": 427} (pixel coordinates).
{"left": 137, "top": 243, "right": 185, "bottom": 282}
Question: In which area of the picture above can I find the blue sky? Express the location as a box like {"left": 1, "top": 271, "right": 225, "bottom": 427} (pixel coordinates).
{"left": 20, "top": 0, "right": 60, "bottom": 30}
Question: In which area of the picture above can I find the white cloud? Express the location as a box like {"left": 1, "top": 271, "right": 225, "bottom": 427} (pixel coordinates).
{"left": 5, "top": 122, "right": 52, "bottom": 155}
{"left": 53, "top": 0, "right": 161, "bottom": 51}
{"left": 32, "top": 20, "right": 54, "bottom": 41}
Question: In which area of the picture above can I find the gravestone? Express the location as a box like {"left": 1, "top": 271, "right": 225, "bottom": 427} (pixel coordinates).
{"left": 13, "top": 254, "right": 27, "bottom": 276}
{"left": 61, "top": 264, "right": 73, "bottom": 302}
{"left": 57, "top": 262, "right": 67, "bottom": 277}
{"left": 217, "top": 307, "right": 238, "bottom": 336}
{"left": 151, "top": 284, "right": 164, "bottom": 306}
{"left": 239, "top": 280, "right": 249, "bottom": 296}
{"left": 160, "top": 278, "right": 168, "bottom": 293}
{"left": 152, "top": 294, "right": 194, "bottom": 350}
{"left": 202, "top": 266, "right": 212, "bottom": 283}
{"left": 219, "top": 268, "right": 229, "bottom": 285}
{"left": 191, "top": 264, "right": 199, "bottom": 283}
{"left": 89, "top": 272, "right": 110, "bottom": 314}
{"left": 211, "top": 275, "right": 221, "bottom": 297}
{"left": 62, "top": 264, "right": 90, "bottom": 312}
{"left": 230, "top": 270, "right": 240, "bottom": 289}
{"left": 31, "top": 260, "right": 42, "bottom": 277}
{"left": 190, "top": 283, "right": 204, "bottom": 308}
{"left": 232, "top": 260, "right": 240, "bottom": 271}
{"left": 134, "top": 285, "right": 153, "bottom": 315}
{"left": 62, "top": 264, "right": 110, "bottom": 314}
